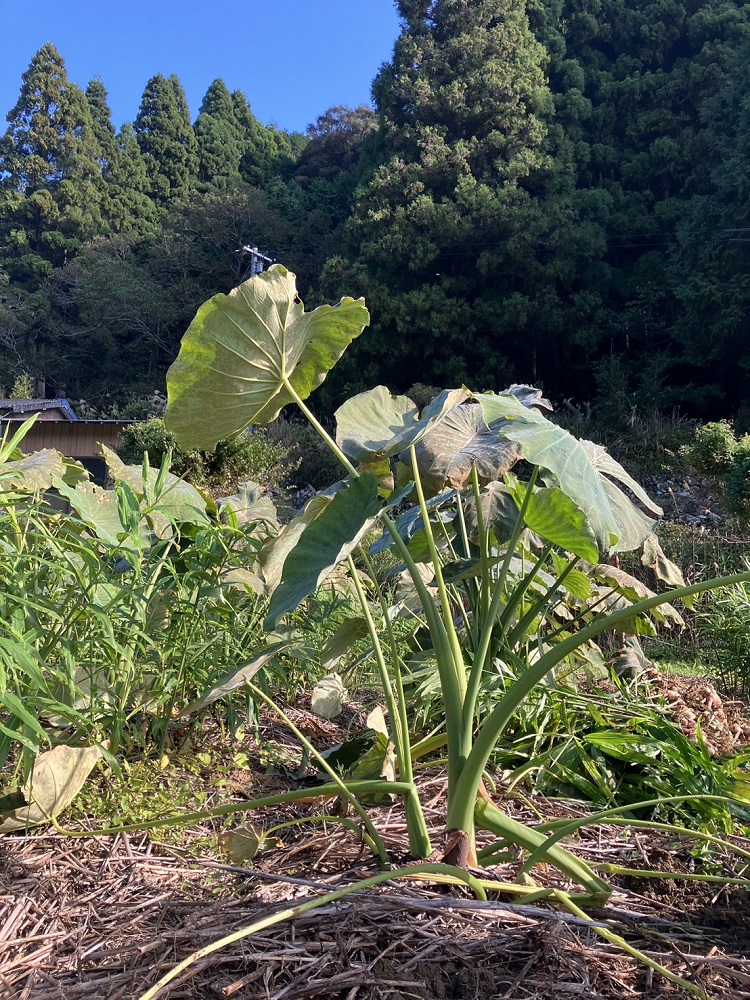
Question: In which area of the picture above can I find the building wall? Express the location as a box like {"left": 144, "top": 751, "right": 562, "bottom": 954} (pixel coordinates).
{"left": 14, "top": 422, "right": 130, "bottom": 459}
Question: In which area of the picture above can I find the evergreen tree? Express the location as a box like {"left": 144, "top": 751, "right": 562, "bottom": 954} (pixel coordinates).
{"left": 323, "top": 0, "right": 568, "bottom": 399}
{"left": 529, "top": 0, "right": 750, "bottom": 402}
{"left": 194, "top": 79, "right": 242, "bottom": 187}
{"left": 667, "top": 39, "right": 750, "bottom": 407}
{"left": 85, "top": 77, "right": 117, "bottom": 171}
{"left": 0, "top": 43, "right": 104, "bottom": 282}
{"left": 134, "top": 74, "right": 199, "bottom": 203}
{"left": 104, "top": 123, "right": 159, "bottom": 234}
{"left": 231, "top": 90, "right": 301, "bottom": 187}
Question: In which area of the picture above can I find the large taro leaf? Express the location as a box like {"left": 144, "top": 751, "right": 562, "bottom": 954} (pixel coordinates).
{"left": 164, "top": 265, "right": 370, "bottom": 451}
{"left": 409, "top": 402, "right": 521, "bottom": 493}
{"left": 517, "top": 486, "right": 599, "bottom": 564}
{"left": 265, "top": 473, "right": 381, "bottom": 628}
{"left": 335, "top": 386, "right": 420, "bottom": 462}
{"left": 217, "top": 480, "right": 278, "bottom": 533}
{"left": 260, "top": 493, "right": 335, "bottom": 595}
{"left": 407, "top": 388, "right": 547, "bottom": 496}
{"left": 476, "top": 392, "right": 660, "bottom": 554}
{"left": 53, "top": 478, "right": 141, "bottom": 553}
{"left": 2, "top": 449, "right": 77, "bottom": 492}
{"left": 0, "top": 744, "right": 102, "bottom": 833}
{"left": 579, "top": 441, "right": 662, "bottom": 552}
{"left": 336, "top": 386, "right": 470, "bottom": 468}
{"left": 102, "top": 446, "right": 209, "bottom": 534}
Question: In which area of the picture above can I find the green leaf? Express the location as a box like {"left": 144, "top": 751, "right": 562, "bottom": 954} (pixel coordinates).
{"left": 550, "top": 554, "right": 592, "bottom": 600}
{"left": 53, "top": 478, "right": 139, "bottom": 552}
{"left": 2, "top": 449, "right": 67, "bottom": 491}
{"left": 0, "top": 744, "right": 102, "bottom": 833}
{"left": 475, "top": 392, "right": 661, "bottom": 553}
{"left": 321, "top": 617, "right": 370, "bottom": 669}
{"left": 260, "top": 493, "right": 336, "bottom": 595}
{"left": 218, "top": 480, "right": 279, "bottom": 532}
{"left": 182, "top": 642, "right": 290, "bottom": 715}
{"left": 102, "top": 446, "right": 209, "bottom": 533}
{"left": 520, "top": 487, "right": 599, "bottom": 563}
{"left": 265, "top": 474, "right": 381, "bottom": 627}
{"left": 335, "top": 386, "right": 420, "bottom": 461}
{"left": 165, "top": 265, "right": 369, "bottom": 450}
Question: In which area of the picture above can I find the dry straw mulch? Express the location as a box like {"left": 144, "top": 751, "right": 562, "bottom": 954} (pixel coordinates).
{"left": 2, "top": 777, "right": 750, "bottom": 1000}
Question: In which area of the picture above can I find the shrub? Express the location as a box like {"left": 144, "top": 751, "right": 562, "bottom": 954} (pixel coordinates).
{"left": 723, "top": 434, "right": 750, "bottom": 525}
{"left": 689, "top": 420, "right": 738, "bottom": 477}
{"left": 117, "top": 418, "right": 298, "bottom": 495}
{"left": 266, "top": 415, "right": 345, "bottom": 491}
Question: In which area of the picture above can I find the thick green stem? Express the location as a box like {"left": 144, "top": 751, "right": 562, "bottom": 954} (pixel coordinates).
{"left": 409, "top": 446, "right": 467, "bottom": 706}
{"left": 347, "top": 553, "right": 431, "bottom": 858}
{"left": 469, "top": 466, "right": 491, "bottom": 623}
{"left": 448, "top": 569, "right": 750, "bottom": 840}
{"left": 286, "top": 383, "right": 360, "bottom": 480}
{"left": 464, "top": 468, "right": 541, "bottom": 734}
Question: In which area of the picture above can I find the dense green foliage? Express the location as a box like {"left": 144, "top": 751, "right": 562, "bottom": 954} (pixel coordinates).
{"left": 2, "top": 2, "right": 750, "bottom": 415}
{"left": 117, "top": 418, "right": 299, "bottom": 495}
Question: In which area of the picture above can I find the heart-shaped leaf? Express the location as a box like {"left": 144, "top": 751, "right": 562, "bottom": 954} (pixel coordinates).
{"left": 165, "top": 265, "right": 369, "bottom": 450}
{"left": 409, "top": 403, "right": 521, "bottom": 493}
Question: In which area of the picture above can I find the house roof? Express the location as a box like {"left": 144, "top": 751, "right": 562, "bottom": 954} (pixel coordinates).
{"left": 0, "top": 398, "right": 79, "bottom": 421}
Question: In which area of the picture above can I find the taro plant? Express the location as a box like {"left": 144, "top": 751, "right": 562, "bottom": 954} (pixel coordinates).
{"left": 163, "top": 266, "right": 750, "bottom": 904}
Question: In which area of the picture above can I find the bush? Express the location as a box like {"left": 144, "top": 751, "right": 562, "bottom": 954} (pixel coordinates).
{"left": 266, "top": 415, "right": 345, "bottom": 491}
{"left": 723, "top": 434, "right": 750, "bottom": 525}
{"left": 689, "top": 420, "right": 738, "bottom": 477}
{"left": 117, "top": 418, "right": 299, "bottom": 496}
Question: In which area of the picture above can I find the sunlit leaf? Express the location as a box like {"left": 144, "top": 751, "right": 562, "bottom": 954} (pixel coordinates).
{"left": 0, "top": 744, "right": 102, "bottom": 833}
{"left": 165, "top": 265, "right": 369, "bottom": 450}
{"left": 102, "top": 446, "right": 209, "bottom": 534}
{"left": 476, "top": 391, "right": 661, "bottom": 553}
{"left": 519, "top": 487, "right": 599, "bottom": 563}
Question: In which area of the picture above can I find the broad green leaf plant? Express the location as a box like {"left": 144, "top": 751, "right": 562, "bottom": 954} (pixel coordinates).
{"left": 165, "top": 266, "right": 750, "bottom": 903}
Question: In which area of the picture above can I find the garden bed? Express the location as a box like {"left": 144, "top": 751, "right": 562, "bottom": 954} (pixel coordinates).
{"left": 2, "top": 700, "right": 750, "bottom": 1000}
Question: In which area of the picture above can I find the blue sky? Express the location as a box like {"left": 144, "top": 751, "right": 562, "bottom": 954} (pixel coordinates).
{"left": 0, "top": 1, "right": 402, "bottom": 134}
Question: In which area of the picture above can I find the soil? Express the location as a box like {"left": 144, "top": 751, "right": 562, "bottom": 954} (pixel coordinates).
{"left": 2, "top": 698, "right": 750, "bottom": 999}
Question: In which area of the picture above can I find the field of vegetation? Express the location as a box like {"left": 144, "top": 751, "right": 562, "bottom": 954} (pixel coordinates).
{"left": 2, "top": 268, "right": 750, "bottom": 999}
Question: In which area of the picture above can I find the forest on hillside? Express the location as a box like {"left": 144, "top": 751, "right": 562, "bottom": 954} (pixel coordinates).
{"left": 0, "top": 0, "right": 748, "bottom": 420}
